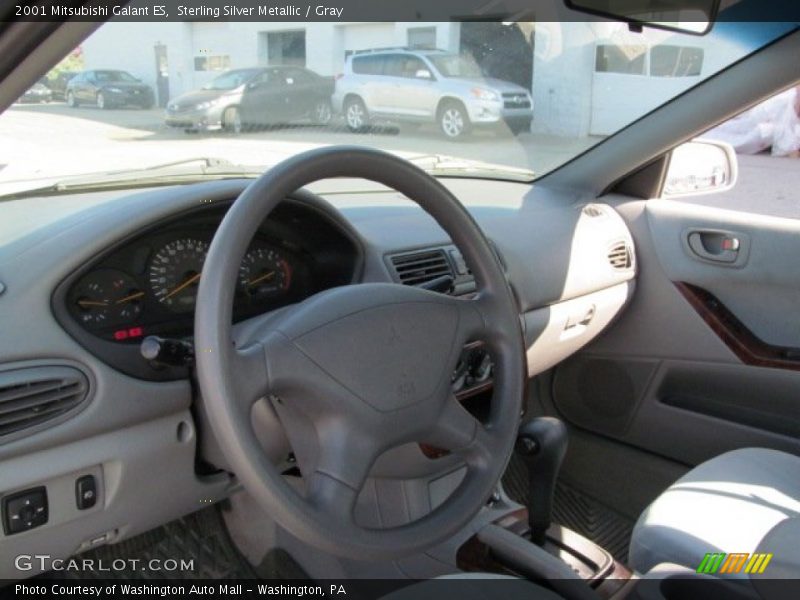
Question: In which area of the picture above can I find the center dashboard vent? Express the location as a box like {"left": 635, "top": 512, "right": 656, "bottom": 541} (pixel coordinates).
{"left": 390, "top": 249, "right": 454, "bottom": 286}
{"left": 607, "top": 240, "right": 633, "bottom": 270}
{"left": 0, "top": 366, "right": 90, "bottom": 439}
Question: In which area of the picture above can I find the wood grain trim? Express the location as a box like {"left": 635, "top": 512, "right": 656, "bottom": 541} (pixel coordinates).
{"left": 676, "top": 282, "right": 800, "bottom": 372}
{"left": 455, "top": 508, "right": 631, "bottom": 598}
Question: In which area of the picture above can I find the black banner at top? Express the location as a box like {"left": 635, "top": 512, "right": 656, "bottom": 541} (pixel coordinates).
{"left": 5, "top": 0, "right": 800, "bottom": 22}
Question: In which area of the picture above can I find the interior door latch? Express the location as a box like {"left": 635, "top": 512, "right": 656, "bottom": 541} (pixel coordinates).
{"left": 684, "top": 228, "right": 749, "bottom": 266}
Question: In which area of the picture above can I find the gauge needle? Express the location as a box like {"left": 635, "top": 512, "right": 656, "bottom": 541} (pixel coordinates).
{"left": 247, "top": 271, "right": 275, "bottom": 287}
{"left": 77, "top": 299, "right": 109, "bottom": 307}
{"left": 116, "top": 291, "right": 145, "bottom": 304}
{"left": 165, "top": 273, "right": 201, "bottom": 299}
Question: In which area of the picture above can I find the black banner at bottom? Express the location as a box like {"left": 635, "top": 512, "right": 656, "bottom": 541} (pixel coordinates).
{"left": 4, "top": 577, "right": 800, "bottom": 600}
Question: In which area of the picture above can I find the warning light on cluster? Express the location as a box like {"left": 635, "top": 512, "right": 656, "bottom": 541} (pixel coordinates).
{"left": 113, "top": 327, "right": 144, "bottom": 341}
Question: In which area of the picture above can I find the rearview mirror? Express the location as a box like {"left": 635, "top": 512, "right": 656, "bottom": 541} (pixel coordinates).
{"left": 663, "top": 139, "right": 737, "bottom": 198}
{"left": 565, "top": 0, "right": 718, "bottom": 35}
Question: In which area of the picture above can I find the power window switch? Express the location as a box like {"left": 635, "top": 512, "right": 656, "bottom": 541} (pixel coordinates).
{"left": 76, "top": 475, "right": 97, "bottom": 510}
{"left": 2, "top": 487, "right": 48, "bottom": 535}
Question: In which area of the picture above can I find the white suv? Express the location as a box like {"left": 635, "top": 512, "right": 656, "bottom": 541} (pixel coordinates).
{"left": 332, "top": 48, "right": 534, "bottom": 139}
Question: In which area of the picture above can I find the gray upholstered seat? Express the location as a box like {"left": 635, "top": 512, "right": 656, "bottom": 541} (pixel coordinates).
{"left": 630, "top": 448, "right": 800, "bottom": 578}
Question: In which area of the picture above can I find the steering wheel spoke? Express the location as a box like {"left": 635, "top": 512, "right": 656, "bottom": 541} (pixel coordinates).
{"left": 448, "top": 294, "right": 488, "bottom": 348}
{"left": 229, "top": 342, "right": 270, "bottom": 410}
{"left": 304, "top": 422, "right": 378, "bottom": 522}
{"left": 306, "top": 471, "right": 360, "bottom": 523}
{"left": 426, "top": 394, "right": 493, "bottom": 466}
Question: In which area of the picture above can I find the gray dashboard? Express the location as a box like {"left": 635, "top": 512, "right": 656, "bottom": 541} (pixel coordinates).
{"left": 0, "top": 175, "right": 635, "bottom": 577}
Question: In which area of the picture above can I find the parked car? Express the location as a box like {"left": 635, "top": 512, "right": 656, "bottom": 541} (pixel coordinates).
{"left": 46, "top": 70, "right": 79, "bottom": 101}
{"left": 332, "top": 48, "right": 534, "bottom": 139}
{"left": 18, "top": 82, "right": 52, "bottom": 104}
{"left": 66, "top": 69, "right": 154, "bottom": 109}
{"left": 164, "top": 66, "right": 335, "bottom": 134}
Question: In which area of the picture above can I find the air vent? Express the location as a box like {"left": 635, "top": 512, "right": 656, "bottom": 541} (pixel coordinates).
{"left": 0, "top": 367, "right": 89, "bottom": 439}
{"left": 390, "top": 249, "right": 453, "bottom": 286}
{"left": 582, "top": 204, "right": 606, "bottom": 218}
{"left": 607, "top": 241, "right": 633, "bottom": 270}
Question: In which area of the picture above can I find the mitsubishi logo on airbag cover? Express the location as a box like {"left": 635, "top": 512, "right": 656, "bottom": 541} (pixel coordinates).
{"left": 293, "top": 302, "right": 458, "bottom": 411}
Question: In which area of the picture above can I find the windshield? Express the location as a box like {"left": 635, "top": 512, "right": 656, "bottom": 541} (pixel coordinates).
{"left": 202, "top": 69, "right": 262, "bottom": 91}
{"left": 0, "top": 21, "right": 787, "bottom": 195}
{"left": 429, "top": 54, "right": 484, "bottom": 78}
{"left": 94, "top": 70, "right": 138, "bottom": 83}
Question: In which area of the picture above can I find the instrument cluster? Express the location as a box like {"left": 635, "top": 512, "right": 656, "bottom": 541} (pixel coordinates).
{"left": 55, "top": 197, "right": 361, "bottom": 381}
{"left": 66, "top": 232, "right": 305, "bottom": 343}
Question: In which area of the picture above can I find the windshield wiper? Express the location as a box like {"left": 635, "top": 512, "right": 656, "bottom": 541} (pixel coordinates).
{"left": 0, "top": 157, "right": 260, "bottom": 201}
{"left": 124, "top": 157, "right": 237, "bottom": 172}
{"left": 406, "top": 153, "right": 534, "bottom": 181}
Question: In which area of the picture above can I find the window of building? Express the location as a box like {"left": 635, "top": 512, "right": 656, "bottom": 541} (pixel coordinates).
{"left": 595, "top": 44, "right": 647, "bottom": 75}
{"left": 193, "top": 55, "right": 231, "bottom": 71}
{"left": 408, "top": 27, "right": 437, "bottom": 49}
{"left": 650, "top": 45, "right": 704, "bottom": 77}
{"left": 266, "top": 30, "right": 306, "bottom": 67}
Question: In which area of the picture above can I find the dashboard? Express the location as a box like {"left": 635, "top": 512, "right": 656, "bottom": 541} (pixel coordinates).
{"left": 0, "top": 176, "right": 637, "bottom": 577}
{"left": 53, "top": 196, "right": 362, "bottom": 381}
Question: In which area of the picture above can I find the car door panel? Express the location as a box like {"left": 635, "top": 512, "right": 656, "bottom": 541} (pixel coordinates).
{"left": 373, "top": 55, "right": 406, "bottom": 116}
{"left": 242, "top": 70, "right": 289, "bottom": 124}
{"left": 282, "top": 69, "right": 315, "bottom": 119}
{"left": 550, "top": 196, "right": 800, "bottom": 467}
{"left": 74, "top": 74, "right": 90, "bottom": 101}
{"left": 392, "top": 56, "right": 438, "bottom": 117}
{"left": 82, "top": 75, "right": 98, "bottom": 102}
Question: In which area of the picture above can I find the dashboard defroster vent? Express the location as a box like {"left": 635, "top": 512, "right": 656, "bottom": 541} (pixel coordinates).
{"left": 0, "top": 367, "right": 89, "bottom": 439}
{"left": 607, "top": 241, "right": 633, "bottom": 271}
{"left": 390, "top": 249, "right": 453, "bottom": 286}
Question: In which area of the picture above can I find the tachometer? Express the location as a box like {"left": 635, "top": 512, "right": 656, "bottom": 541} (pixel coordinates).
{"left": 238, "top": 244, "right": 291, "bottom": 302}
{"left": 70, "top": 269, "right": 143, "bottom": 327}
{"left": 149, "top": 238, "right": 209, "bottom": 313}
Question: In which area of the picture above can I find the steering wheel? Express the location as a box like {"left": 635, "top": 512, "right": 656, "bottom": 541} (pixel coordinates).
{"left": 195, "top": 146, "right": 525, "bottom": 561}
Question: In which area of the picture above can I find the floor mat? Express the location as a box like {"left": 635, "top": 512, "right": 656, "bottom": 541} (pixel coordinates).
{"left": 37, "top": 506, "right": 259, "bottom": 580}
{"left": 502, "top": 454, "right": 635, "bottom": 563}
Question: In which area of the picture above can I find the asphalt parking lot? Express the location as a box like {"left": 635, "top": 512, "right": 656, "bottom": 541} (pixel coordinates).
{"left": 1, "top": 102, "right": 798, "bottom": 219}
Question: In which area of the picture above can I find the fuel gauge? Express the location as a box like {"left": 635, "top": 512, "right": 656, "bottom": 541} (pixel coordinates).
{"left": 71, "top": 269, "right": 144, "bottom": 328}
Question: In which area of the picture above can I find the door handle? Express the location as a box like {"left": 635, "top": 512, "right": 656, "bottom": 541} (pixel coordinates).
{"left": 684, "top": 228, "right": 749, "bottom": 265}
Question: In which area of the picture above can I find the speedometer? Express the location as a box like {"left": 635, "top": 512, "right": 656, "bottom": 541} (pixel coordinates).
{"left": 238, "top": 244, "right": 291, "bottom": 302}
{"left": 148, "top": 238, "right": 209, "bottom": 313}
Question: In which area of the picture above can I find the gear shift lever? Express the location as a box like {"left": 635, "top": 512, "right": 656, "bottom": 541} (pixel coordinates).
{"left": 514, "top": 417, "right": 568, "bottom": 545}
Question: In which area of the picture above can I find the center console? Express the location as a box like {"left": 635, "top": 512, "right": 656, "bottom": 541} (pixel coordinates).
{"left": 456, "top": 417, "right": 631, "bottom": 600}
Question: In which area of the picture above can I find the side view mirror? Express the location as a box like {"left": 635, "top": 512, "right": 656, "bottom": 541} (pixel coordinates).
{"left": 285, "top": 77, "right": 295, "bottom": 85}
{"left": 663, "top": 139, "right": 738, "bottom": 198}
{"left": 415, "top": 69, "right": 433, "bottom": 80}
